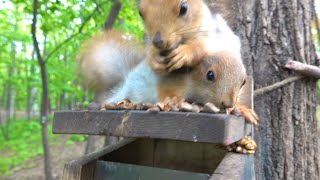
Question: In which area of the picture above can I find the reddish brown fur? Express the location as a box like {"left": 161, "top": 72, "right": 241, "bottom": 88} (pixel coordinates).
{"left": 140, "top": 0, "right": 208, "bottom": 73}
{"left": 76, "top": 30, "right": 144, "bottom": 103}
{"left": 157, "top": 51, "right": 246, "bottom": 109}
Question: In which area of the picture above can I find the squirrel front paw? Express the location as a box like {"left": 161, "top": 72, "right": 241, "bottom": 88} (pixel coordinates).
{"left": 148, "top": 50, "right": 168, "bottom": 74}
{"left": 232, "top": 105, "right": 259, "bottom": 126}
{"left": 166, "top": 44, "right": 194, "bottom": 72}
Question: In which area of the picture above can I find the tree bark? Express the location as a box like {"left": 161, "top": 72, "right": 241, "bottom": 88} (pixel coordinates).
{"left": 104, "top": 0, "right": 122, "bottom": 30}
{"left": 31, "top": 0, "right": 53, "bottom": 179}
{"left": 7, "top": 42, "right": 16, "bottom": 120}
{"left": 234, "top": 0, "right": 319, "bottom": 179}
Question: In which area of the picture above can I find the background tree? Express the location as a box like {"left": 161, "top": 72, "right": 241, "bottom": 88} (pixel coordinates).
{"left": 221, "top": 0, "right": 319, "bottom": 179}
{"left": 31, "top": 0, "right": 53, "bottom": 178}
{"left": 0, "top": 0, "right": 143, "bottom": 177}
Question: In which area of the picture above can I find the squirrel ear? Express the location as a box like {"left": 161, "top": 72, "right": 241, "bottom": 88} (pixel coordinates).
{"left": 241, "top": 80, "right": 246, "bottom": 87}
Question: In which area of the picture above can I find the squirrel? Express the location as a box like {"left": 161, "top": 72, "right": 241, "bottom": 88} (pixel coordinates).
{"left": 76, "top": 0, "right": 258, "bottom": 124}
{"left": 76, "top": 30, "right": 145, "bottom": 104}
{"left": 76, "top": 30, "right": 258, "bottom": 125}
{"left": 138, "top": 0, "right": 241, "bottom": 74}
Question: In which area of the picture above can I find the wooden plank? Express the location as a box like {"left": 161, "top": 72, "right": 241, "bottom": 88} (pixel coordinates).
{"left": 103, "top": 138, "right": 156, "bottom": 167}
{"left": 102, "top": 139, "right": 227, "bottom": 174}
{"left": 53, "top": 111, "right": 245, "bottom": 145}
{"left": 62, "top": 138, "right": 136, "bottom": 180}
{"left": 94, "top": 161, "right": 210, "bottom": 180}
{"left": 153, "top": 139, "right": 226, "bottom": 174}
{"left": 210, "top": 153, "right": 255, "bottom": 180}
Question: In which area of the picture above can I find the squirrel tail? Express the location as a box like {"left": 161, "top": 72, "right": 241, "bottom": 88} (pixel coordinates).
{"left": 76, "top": 30, "right": 144, "bottom": 102}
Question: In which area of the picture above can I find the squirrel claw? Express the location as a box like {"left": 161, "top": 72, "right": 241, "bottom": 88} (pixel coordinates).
{"left": 233, "top": 105, "right": 259, "bottom": 126}
{"left": 166, "top": 45, "right": 193, "bottom": 72}
{"left": 149, "top": 61, "right": 167, "bottom": 74}
{"left": 241, "top": 109, "right": 259, "bottom": 126}
{"left": 148, "top": 50, "right": 168, "bottom": 74}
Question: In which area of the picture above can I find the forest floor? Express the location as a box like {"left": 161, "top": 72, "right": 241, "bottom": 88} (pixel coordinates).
{"left": 1, "top": 135, "right": 104, "bottom": 180}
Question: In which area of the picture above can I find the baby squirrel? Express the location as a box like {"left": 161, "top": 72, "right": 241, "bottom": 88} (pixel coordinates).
{"left": 139, "top": 0, "right": 241, "bottom": 74}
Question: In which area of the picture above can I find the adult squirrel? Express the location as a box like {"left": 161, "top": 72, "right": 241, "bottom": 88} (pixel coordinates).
{"left": 76, "top": 30, "right": 258, "bottom": 125}
{"left": 139, "top": 0, "right": 241, "bottom": 74}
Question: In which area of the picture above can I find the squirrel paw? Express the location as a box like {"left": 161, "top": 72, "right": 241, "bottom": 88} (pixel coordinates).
{"left": 166, "top": 44, "right": 194, "bottom": 72}
{"left": 227, "top": 136, "right": 257, "bottom": 154}
{"left": 149, "top": 60, "right": 167, "bottom": 74}
{"left": 148, "top": 50, "right": 167, "bottom": 74}
{"left": 232, "top": 105, "right": 259, "bottom": 126}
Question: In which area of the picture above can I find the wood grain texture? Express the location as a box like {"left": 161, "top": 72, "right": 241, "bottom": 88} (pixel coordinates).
{"left": 62, "top": 138, "right": 254, "bottom": 180}
{"left": 53, "top": 111, "right": 246, "bottom": 145}
{"left": 62, "top": 138, "right": 136, "bottom": 180}
{"left": 103, "top": 138, "right": 227, "bottom": 174}
{"left": 211, "top": 153, "right": 255, "bottom": 180}
{"left": 95, "top": 161, "right": 210, "bottom": 180}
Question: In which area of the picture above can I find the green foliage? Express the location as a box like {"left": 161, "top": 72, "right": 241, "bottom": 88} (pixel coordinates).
{"left": 66, "top": 135, "right": 87, "bottom": 145}
{"left": 0, "top": 118, "right": 55, "bottom": 176}
{"left": 0, "top": 0, "right": 144, "bottom": 111}
{"left": 0, "top": 1, "right": 144, "bottom": 176}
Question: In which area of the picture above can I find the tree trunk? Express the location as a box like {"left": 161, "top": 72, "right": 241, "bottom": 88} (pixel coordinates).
{"left": 233, "top": 0, "right": 319, "bottom": 179}
{"left": 26, "top": 52, "right": 34, "bottom": 121}
{"left": 7, "top": 42, "right": 16, "bottom": 120}
{"left": 31, "top": 0, "right": 53, "bottom": 179}
{"left": 104, "top": 0, "right": 122, "bottom": 29}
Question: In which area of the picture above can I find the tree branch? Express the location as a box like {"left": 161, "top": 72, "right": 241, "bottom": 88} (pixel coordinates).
{"left": 285, "top": 60, "right": 320, "bottom": 78}
{"left": 44, "top": 6, "right": 99, "bottom": 62}
{"left": 104, "top": 0, "right": 122, "bottom": 30}
{"left": 254, "top": 76, "right": 304, "bottom": 97}
{"left": 31, "top": 0, "right": 44, "bottom": 67}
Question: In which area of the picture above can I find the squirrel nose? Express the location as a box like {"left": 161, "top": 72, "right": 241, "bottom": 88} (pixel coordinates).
{"left": 152, "top": 31, "right": 164, "bottom": 49}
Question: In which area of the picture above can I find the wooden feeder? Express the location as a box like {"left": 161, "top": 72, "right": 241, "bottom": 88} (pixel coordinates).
{"left": 53, "top": 78, "right": 255, "bottom": 180}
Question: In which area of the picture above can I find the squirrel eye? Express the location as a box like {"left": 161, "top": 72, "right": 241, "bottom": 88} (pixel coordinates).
{"left": 206, "top": 71, "right": 215, "bottom": 81}
{"left": 179, "top": 2, "right": 188, "bottom": 16}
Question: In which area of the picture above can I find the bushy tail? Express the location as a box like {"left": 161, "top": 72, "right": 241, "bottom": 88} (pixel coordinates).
{"left": 76, "top": 30, "right": 145, "bottom": 102}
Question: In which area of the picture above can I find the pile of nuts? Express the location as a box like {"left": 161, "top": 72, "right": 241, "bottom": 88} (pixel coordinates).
{"left": 227, "top": 136, "right": 257, "bottom": 154}
{"left": 100, "top": 97, "right": 225, "bottom": 114}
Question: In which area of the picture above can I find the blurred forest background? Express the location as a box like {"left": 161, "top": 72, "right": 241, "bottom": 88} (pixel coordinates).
{"left": 0, "top": 0, "right": 319, "bottom": 179}
{"left": 0, "top": 0, "right": 144, "bottom": 179}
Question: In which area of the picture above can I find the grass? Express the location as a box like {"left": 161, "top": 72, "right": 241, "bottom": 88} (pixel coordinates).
{"left": 0, "top": 117, "right": 86, "bottom": 176}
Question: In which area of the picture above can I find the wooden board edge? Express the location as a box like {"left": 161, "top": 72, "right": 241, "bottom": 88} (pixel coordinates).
{"left": 210, "top": 153, "right": 255, "bottom": 180}
{"left": 62, "top": 138, "right": 136, "bottom": 180}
